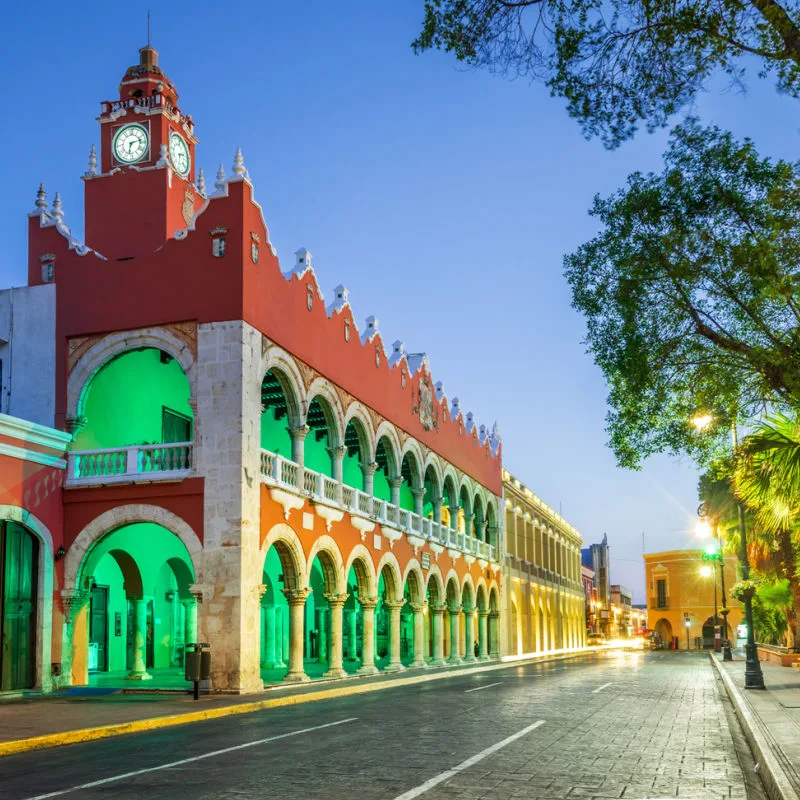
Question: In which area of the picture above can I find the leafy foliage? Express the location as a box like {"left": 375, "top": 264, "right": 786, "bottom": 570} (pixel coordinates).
{"left": 413, "top": 0, "right": 800, "bottom": 148}
{"left": 564, "top": 120, "right": 800, "bottom": 468}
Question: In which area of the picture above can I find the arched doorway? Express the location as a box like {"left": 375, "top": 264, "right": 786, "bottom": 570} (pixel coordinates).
{"left": 654, "top": 617, "right": 673, "bottom": 649}
{"left": 75, "top": 523, "right": 196, "bottom": 687}
{"left": 0, "top": 522, "right": 39, "bottom": 691}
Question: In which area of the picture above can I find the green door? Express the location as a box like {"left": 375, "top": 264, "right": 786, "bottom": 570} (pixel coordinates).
{"left": 0, "top": 522, "right": 38, "bottom": 691}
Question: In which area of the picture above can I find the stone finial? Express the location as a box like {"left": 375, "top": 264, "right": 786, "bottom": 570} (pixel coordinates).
{"left": 51, "top": 192, "right": 64, "bottom": 220}
{"left": 327, "top": 284, "right": 349, "bottom": 315}
{"left": 295, "top": 248, "right": 312, "bottom": 269}
{"left": 232, "top": 147, "right": 247, "bottom": 177}
{"left": 197, "top": 167, "right": 206, "bottom": 196}
{"left": 34, "top": 184, "right": 47, "bottom": 213}
{"left": 479, "top": 423, "right": 487, "bottom": 443}
{"left": 465, "top": 411, "right": 475, "bottom": 433}
{"left": 86, "top": 145, "right": 98, "bottom": 177}
{"left": 389, "top": 340, "right": 406, "bottom": 368}
{"left": 489, "top": 421, "right": 502, "bottom": 454}
{"left": 435, "top": 381, "right": 445, "bottom": 401}
{"left": 361, "top": 315, "right": 379, "bottom": 344}
{"left": 214, "top": 163, "right": 227, "bottom": 193}
{"left": 406, "top": 353, "right": 429, "bottom": 375}
{"left": 451, "top": 397, "right": 461, "bottom": 419}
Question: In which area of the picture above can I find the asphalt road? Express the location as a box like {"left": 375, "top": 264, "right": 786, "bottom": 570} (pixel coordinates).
{"left": 0, "top": 650, "right": 762, "bottom": 800}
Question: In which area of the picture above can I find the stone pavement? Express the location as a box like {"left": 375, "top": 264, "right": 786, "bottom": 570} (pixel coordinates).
{"left": 714, "top": 654, "right": 800, "bottom": 800}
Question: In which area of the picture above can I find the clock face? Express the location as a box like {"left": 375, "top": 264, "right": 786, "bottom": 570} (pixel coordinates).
{"left": 169, "top": 132, "right": 191, "bottom": 176}
{"left": 112, "top": 124, "right": 148, "bottom": 164}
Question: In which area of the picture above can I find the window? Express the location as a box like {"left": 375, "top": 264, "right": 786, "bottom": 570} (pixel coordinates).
{"left": 162, "top": 407, "right": 192, "bottom": 443}
{"left": 656, "top": 579, "right": 667, "bottom": 608}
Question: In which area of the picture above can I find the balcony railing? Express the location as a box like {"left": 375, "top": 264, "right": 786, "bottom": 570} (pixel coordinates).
{"left": 649, "top": 596, "right": 670, "bottom": 610}
{"left": 261, "top": 449, "right": 498, "bottom": 563}
{"left": 67, "top": 442, "right": 193, "bottom": 486}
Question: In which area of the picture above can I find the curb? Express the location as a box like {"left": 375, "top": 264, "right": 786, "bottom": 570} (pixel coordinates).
{"left": 0, "top": 649, "right": 594, "bottom": 757}
{"left": 709, "top": 653, "right": 800, "bottom": 800}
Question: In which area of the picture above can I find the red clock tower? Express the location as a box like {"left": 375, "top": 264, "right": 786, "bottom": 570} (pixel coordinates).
{"left": 83, "top": 45, "right": 202, "bottom": 261}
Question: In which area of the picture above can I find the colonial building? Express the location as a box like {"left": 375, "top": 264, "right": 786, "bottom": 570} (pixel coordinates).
{"left": 581, "top": 562, "right": 596, "bottom": 634}
{"left": 644, "top": 550, "right": 742, "bottom": 650}
{"left": 0, "top": 45, "right": 505, "bottom": 694}
{"left": 502, "top": 470, "right": 585, "bottom": 656}
{"left": 582, "top": 535, "right": 611, "bottom": 637}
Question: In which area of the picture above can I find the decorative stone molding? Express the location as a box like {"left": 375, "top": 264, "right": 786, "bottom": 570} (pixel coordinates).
{"left": 314, "top": 504, "right": 344, "bottom": 531}
{"left": 350, "top": 515, "right": 375, "bottom": 541}
{"left": 446, "top": 548, "right": 461, "bottom": 563}
{"left": 478, "top": 559, "right": 488, "bottom": 571}
{"left": 358, "top": 595, "right": 379, "bottom": 610}
{"left": 406, "top": 534, "right": 425, "bottom": 554}
{"left": 381, "top": 526, "right": 403, "bottom": 549}
{"left": 283, "top": 587, "right": 312, "bottom": 606}
{"left": 463, "top": 555, "right": 475, "bottom": 566}
{"left": 61, "top": 590, "right": 89, "bottom": 621}
{"left": 269, "top": 488, "right": 305, "bottom": 520}
{"left": 429, "top": 543, "right": 444, "bottom": 561}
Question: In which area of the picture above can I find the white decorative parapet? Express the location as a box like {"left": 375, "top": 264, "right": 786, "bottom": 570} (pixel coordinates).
{"left": 260, "top": 448, "right": 499, "bottom": 563}
{"left": 66, "top": 442, "right": 193, "bottom": 485}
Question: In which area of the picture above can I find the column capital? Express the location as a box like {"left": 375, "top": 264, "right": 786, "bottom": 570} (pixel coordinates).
{"left": 283, "top": 587, "right": 312, "bottom": 606}
{"left": 462, "top": 603, "right": 474, "bottom": 614}
{"left": 61, "top": 590, "right": 90, "bottom": 620}
{"left": 327, "top": 445, "right": 346, "bottom": 459}
{"left": 287, "top": 424, "right": 310, "bottom": 441}
{"left": 488, "top": 610, "right": 500, "bottom": 619}
{"left": 64, "top": 414, "right": 88, "bottom": 435}
{"left": 409, "top": 602, "right": 428, "bottom": 613}
{"left": 478, "top": 609, "right": 490, "bottom": 618}
{"left": 448, "top": 504, "right": 460, "bottom": 517}
{"left": 384, "top": 599, "right": 406, "bottom": 611}
{"left": 388, "top": 476, "right": 403, "bottom": 490}
{"left": 358, "top": 595, "right": 379, "bottom": 610}
{"left": 360, "top": 461, "right": 378, "bottom": 477}
{"left": 431, "top": 495, "right": 443, "bottom": 507}
{"left": 410, "top": 487, "right": 425, "bottom": 499}
{"left": 448, "top": 603, "right": 463, "bottom": 616}
{"left": 324, "top": 592, "right": 349, "bottom": 608}
{"left": 429, "top": 602, "right": 446, "bottom": 616}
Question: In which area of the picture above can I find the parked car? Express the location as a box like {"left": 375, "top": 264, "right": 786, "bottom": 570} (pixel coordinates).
{"left": 587, "top": 633, "right": 604, "bottom": 646}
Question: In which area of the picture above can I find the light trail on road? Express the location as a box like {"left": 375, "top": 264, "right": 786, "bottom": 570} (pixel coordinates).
{"left": 464, "top": 681, "right": 503, "bottom": 693}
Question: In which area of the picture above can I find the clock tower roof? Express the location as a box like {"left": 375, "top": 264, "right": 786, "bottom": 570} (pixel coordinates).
{"left": 119, "top": 45, "right": 177, "bottom": 103}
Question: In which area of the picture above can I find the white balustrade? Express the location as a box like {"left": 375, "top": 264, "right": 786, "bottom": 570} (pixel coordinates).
{"left": 68, "top": 442, "right": 192, "bottom": 484}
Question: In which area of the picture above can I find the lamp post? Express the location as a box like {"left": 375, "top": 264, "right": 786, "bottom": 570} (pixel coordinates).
{"left": 700, "top": 562, "right": 718, "bottom": 650}
{"left": 716, "top": 524, "right": 733, "bottom": 661}
{"left": 685, "top": 618, "right": 691, "bottom": 651}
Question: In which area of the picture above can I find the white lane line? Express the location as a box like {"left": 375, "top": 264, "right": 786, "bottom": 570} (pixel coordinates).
{"left": 591, "top": 682, "right": 613, "bottom": 694}
{"left": 391, "top": 720, "right": 545, "bottom": 800}
{"left": 24, "top": 717, "right": 358, "bottom": 800}
{"left": 464, "top": 681, "right": 503, "bottom": 693}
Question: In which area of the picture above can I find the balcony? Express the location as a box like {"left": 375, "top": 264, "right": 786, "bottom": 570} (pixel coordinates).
{"left": 649, "top": 596, "right": 670, "bottom": 610}
{"left": 66, "top": 442, "right": 193, "bottom": 486}
{"left": 260, "top": 449, "right": 499, "bottom": 563}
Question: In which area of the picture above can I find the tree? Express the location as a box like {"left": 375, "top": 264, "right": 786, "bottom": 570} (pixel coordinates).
{"left": 735, "top": 411, "right": 800, "bottom": 647}
{"left": 563, "top": 119, "right": 800, "bottom": 468}
{"left": 413, "top": 0, "right": 800, "bottom": 148}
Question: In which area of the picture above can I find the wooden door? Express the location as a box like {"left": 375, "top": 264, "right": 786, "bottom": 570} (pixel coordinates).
{"left": 89, "top": 586, "right": 109, "bottom": 672}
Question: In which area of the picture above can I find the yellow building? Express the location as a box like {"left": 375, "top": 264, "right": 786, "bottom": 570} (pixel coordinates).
{"left": 644, "top": 550, "right": 743, "bottom": 649}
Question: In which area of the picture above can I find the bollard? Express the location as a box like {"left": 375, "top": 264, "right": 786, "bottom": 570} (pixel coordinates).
{"left": 185, "top": 642, "right": 211, "bottom": 700}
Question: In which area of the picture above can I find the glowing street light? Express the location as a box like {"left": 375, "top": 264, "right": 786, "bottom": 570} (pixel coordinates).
{"left": 691, "top": 414, "right": 714, "bottom": 431}
{"left": 695, "top": 519, "right": 712, "bottom": 539}
{"left": 700, "top": 566, "right": 713, "bottom": 578}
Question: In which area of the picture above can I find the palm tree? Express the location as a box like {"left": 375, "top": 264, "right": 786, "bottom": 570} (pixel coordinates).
{"left": 735, "top": 412, "right": 800, "bottom": 650}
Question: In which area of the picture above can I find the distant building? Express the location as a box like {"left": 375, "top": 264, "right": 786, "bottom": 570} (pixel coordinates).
{"left": 582, "top": 535, "right": 611, "bottom": 636}
{"left": 610, "top": 584, "right": 632, "bottom": 637}
{"left": 644, "top": 550, "right": 743, "bottom": 649}
{"left": 581, "top": 563, "right": 596, "bottom": 633}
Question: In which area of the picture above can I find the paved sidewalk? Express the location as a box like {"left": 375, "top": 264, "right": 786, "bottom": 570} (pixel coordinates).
{"left": 712, "top": 653, "right": 800, "bottom": 800}
{"left": 0, "top": 650, "right": 594, "bottom": 755}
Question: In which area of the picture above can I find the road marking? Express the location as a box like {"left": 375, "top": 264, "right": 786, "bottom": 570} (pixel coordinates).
{"left": 591, "top": 682, "right": 613, "bottom": 694}
{"left": 390, "top": 720, "right": 545, "bottom": 799}
{"left": 23, "top": 717, "right": 358, "bottom": 800}
{"left": 464, "top": 681, "right": 503, "bottom": 693}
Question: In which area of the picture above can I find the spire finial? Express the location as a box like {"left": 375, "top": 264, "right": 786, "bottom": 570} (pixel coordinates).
{"left": 85, "top": 145, "right": 98, "bottom": 177}
{"left": 197, "top": 167, "right": 206, "bottom": 196}
{"left": 34, "top": 184, "right": 47, "bottom": 212}
{"left": 147, "top": 9, "right": 151, "bottom": 46}
{"left": 51, "top": 192, "right": 64, "bottom": 220}
{"left": 232, "top": 147, "right": 246, "bottom": 177}
{"left": 214, "top": 163, "right": 227, "bottom": 193}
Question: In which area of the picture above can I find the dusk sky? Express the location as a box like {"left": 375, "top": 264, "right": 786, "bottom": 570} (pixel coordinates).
{"left": 4, "top": 2, "right": 797, "bottom": 602}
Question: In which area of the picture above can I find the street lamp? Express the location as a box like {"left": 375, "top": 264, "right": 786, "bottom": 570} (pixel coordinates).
{"left": 692, "top": 413, "right": 765, "bottom": 690}
{"left": 685, "top": 618, "right": 691, "bottom": 651}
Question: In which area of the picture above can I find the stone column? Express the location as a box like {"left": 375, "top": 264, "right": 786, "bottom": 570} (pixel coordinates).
{"left": 448, "top": 604, "right": 462, "bottom": 665}
{"left": 410, "top": 603, "right": 427, "bottom": 668}
{"left": 448, "top": 505, "right": 460, "bottom": 531}
{"left": 288, "top": 425, "right": 309, "bottom": 466}
{"left": 345, "top": 608, "right": 358, "bottom": 661}
{"left": 388, "top": 477, "right": 403, "bottom": 508}
{"left": 328, "top": 446, "right": 346, "bottom": 500}
{"left": 432, "top": 495, "right": 443, "bottom": 524}
{"left": 61, "top": 590, "right": 90, "bottom": 688}
{"left": 283, "top": 588, "right": 311, "bottom": 682}
{"left": 182, "top": 597, "right": 199, "bottom": 645}
{"left": 275, "top": 606, "right": 286, "bottom": 667}
{"left": 476, "top": 521, "right": 487, "bottom": 542}
{"left": 324, "top": 593, "right": 348, "bottom": 678}
{"left": 478, "top": 611, "right": 490, "bottom": 660}
{"left": 489, "top": 611, "right": 500, "bottom": 658}
{"left": 357, "top": 596, "right": 379, "bottom": 675}
{"left": 411, "top": 487, "right": 425, "bottom": 518}
{"left": 384, "top": 600, "right": 406, "bottom": 672}
{"left": 261, "top": 605, "right": 277, "bottom": 668}
{"left": 430, "top": 603, "right": 446, "bottom": 666}
{"left": 463, "top": 605, "right": 477, "bottom": 662}
{"left": 464, "top": 513, "right": 474, "bottom": 538}
{"left": 361, "top": 461, "right": 378, "bottom": 497}
{"left": 127, "top": 597, "right": 152, "bottom": 681}
{"left": 487, "top": 525, "right": 499, "bottom": 549}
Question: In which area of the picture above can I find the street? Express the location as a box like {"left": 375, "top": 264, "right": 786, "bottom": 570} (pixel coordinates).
{"left": 0, "top": 651, "right": 761, "bottom": 800}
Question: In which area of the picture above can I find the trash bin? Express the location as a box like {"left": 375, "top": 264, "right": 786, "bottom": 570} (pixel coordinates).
{"left": 185, "top": 642, "right": 211, "bottom": 699}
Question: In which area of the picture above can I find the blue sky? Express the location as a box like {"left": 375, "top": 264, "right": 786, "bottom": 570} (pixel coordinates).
{"left": 4, "top": 3, "right": 797, "bottom": 602}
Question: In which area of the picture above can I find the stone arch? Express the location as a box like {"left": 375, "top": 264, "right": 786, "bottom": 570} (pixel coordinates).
{"left": 376, "top": 551, "right": 403, "bottom": 602}
{"left": 105, "top": 549, "right": 143, "bottom": 597}
{"left": 399, "top": 441, "right": 424, "bottom": 490}
{"left": 261, "top": 350, "right": 306, "bottom": 429}
{"left": 422, "top": 453, "right": 443, "bottom": 494}
{"left": 0, "top": 505, "right": 55, "bottom": 691}
{"left": 67, "top": 327, "right": 196, "bottom": 424}
{"left": 475, "top": 578, "right": 489, "bottom": 612}
{"left": 461, "top": 572, "right": 476, "bottom": 608}
{"left": 343, "top": 402, "right": 376, "bottom": 459}
{"left": 305, "top": 378, "right": 345, "bottom": 446}
{"left": 458, "top": 478, "right": 473, "bottom": 517}
{"left": 374, "top": 422, "right": 402, "bottom": 478}
{"left": 444, "top": 569, "right": 461, "bottom": 606}
{"left": 64, "top": 504, "right": 202, "bottom": 594}
{"left": 344, "top": 544, "right": 377, "bottom": 597}
{"left": 402, "top": 559, "right": 425, "bottom": 605}
{"left": 425, "top": 565, "right": 444, "bottom": 604}
{"left": 442, "top": 467, "right": 459, "bottom": 505}
{"left": 306, "top": 535, "right": 345, "bottom": 594}
{"left": 167, "top": 556, "right": 195, "bottom": 599}
{"left": 260, "top": 522, "right": 308, "bottom": 591}
{"left": 488, "top": 584, "right": 499, "bottom": 612}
